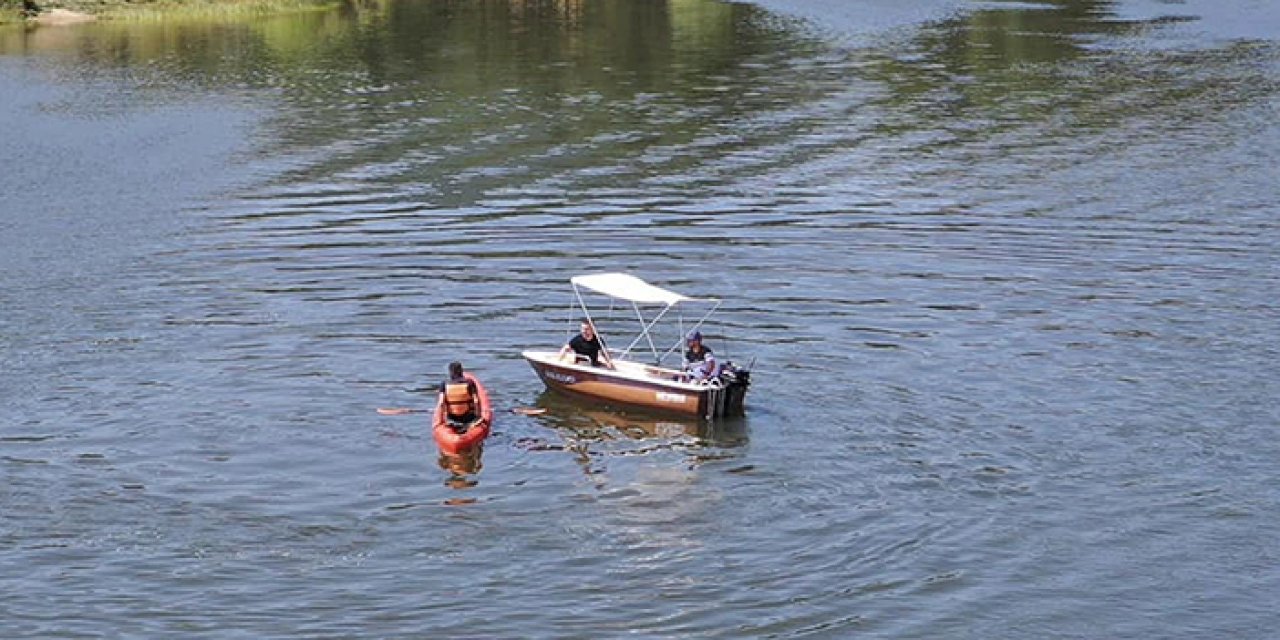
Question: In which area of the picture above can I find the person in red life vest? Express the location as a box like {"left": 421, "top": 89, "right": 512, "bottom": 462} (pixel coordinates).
{"left": 683, "top": 330, "right": 721, "bottom": 382}
{"left": 438, "top": 361, "right": 480, "bottom": 431}
{"left": 559, "top": 320, "right": 613, "bottom": 368}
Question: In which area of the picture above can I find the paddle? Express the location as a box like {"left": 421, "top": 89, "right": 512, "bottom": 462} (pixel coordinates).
{"left": 376, "top": 407, "right": 426, "bottom": 416}
{"left": 376, "top": 407, "right": 546, "bottom": 416}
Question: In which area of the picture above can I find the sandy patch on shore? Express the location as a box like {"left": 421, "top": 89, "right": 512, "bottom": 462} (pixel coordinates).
{"left": 34, "top": 8, "right": 97, "bottom": 25}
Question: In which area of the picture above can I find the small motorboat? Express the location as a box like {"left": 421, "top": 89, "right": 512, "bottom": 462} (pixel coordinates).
{"left": 522, "top": 273, "right": 752, "bottom": 420}
{"left": 432, "top": 372, "right": 493, "bottom": 455}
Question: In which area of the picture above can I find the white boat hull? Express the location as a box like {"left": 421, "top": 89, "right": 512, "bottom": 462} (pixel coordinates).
{"left": 522, "top": 351, "right": 748, "bottom": 419}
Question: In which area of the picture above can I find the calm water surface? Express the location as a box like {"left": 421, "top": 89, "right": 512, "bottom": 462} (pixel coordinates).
{"left": 2, "top": 0, "right": 1278, "bottom": 637}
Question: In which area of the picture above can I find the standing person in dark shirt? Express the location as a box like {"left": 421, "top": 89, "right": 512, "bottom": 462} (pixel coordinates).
{"left": 559, "top": 320, "right": 612, "bottom": 368}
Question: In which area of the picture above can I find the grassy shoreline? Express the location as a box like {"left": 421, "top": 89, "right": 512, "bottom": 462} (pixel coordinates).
{"left": 1, "top": 0, "right": 336, "bottom": 25}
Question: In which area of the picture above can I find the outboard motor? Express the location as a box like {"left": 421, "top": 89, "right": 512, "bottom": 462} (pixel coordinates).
{"left": 714, "top": 361, "right": 751, "bottom": 417}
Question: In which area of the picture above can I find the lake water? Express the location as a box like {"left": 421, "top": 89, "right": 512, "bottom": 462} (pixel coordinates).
{"left": 2, "top": 0, "right": 1278, "bottom": 636}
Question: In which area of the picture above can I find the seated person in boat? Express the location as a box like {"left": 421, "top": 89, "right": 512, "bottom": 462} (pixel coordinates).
{"left": 683, "top": 331, "right": 721, "bottom": 382}
{"left": 438, "top": 361, "right": 480, "bottom": 429}
{"left": 559, "top": 320, "right": 611, "bottom": 368}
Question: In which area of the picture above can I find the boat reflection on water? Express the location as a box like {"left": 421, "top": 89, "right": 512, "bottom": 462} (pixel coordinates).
{"left": 514, "top": 391, "right": 750, "bottom": 482}
{"left": 529, "top": 390, "right": 749, "bottom": 449}
{"left": 437, "top": 447, "right": 483, "bottom": 490}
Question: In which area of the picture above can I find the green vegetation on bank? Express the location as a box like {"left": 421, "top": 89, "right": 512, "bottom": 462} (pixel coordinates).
{"left": 1, "top": 0, "right": 337, "bottom": 24}
{"left": 0, "top": 0, "right": 25, "bottom": 23}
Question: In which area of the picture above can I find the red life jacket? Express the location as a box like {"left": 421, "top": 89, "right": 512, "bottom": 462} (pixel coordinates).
{"left": 444, "top": 381, "right": 476, "bottom": 418}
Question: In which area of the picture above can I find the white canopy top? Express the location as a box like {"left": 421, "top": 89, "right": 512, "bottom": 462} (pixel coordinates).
{"left": 571, "top": 273, "right": 696, "bottom": 306}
